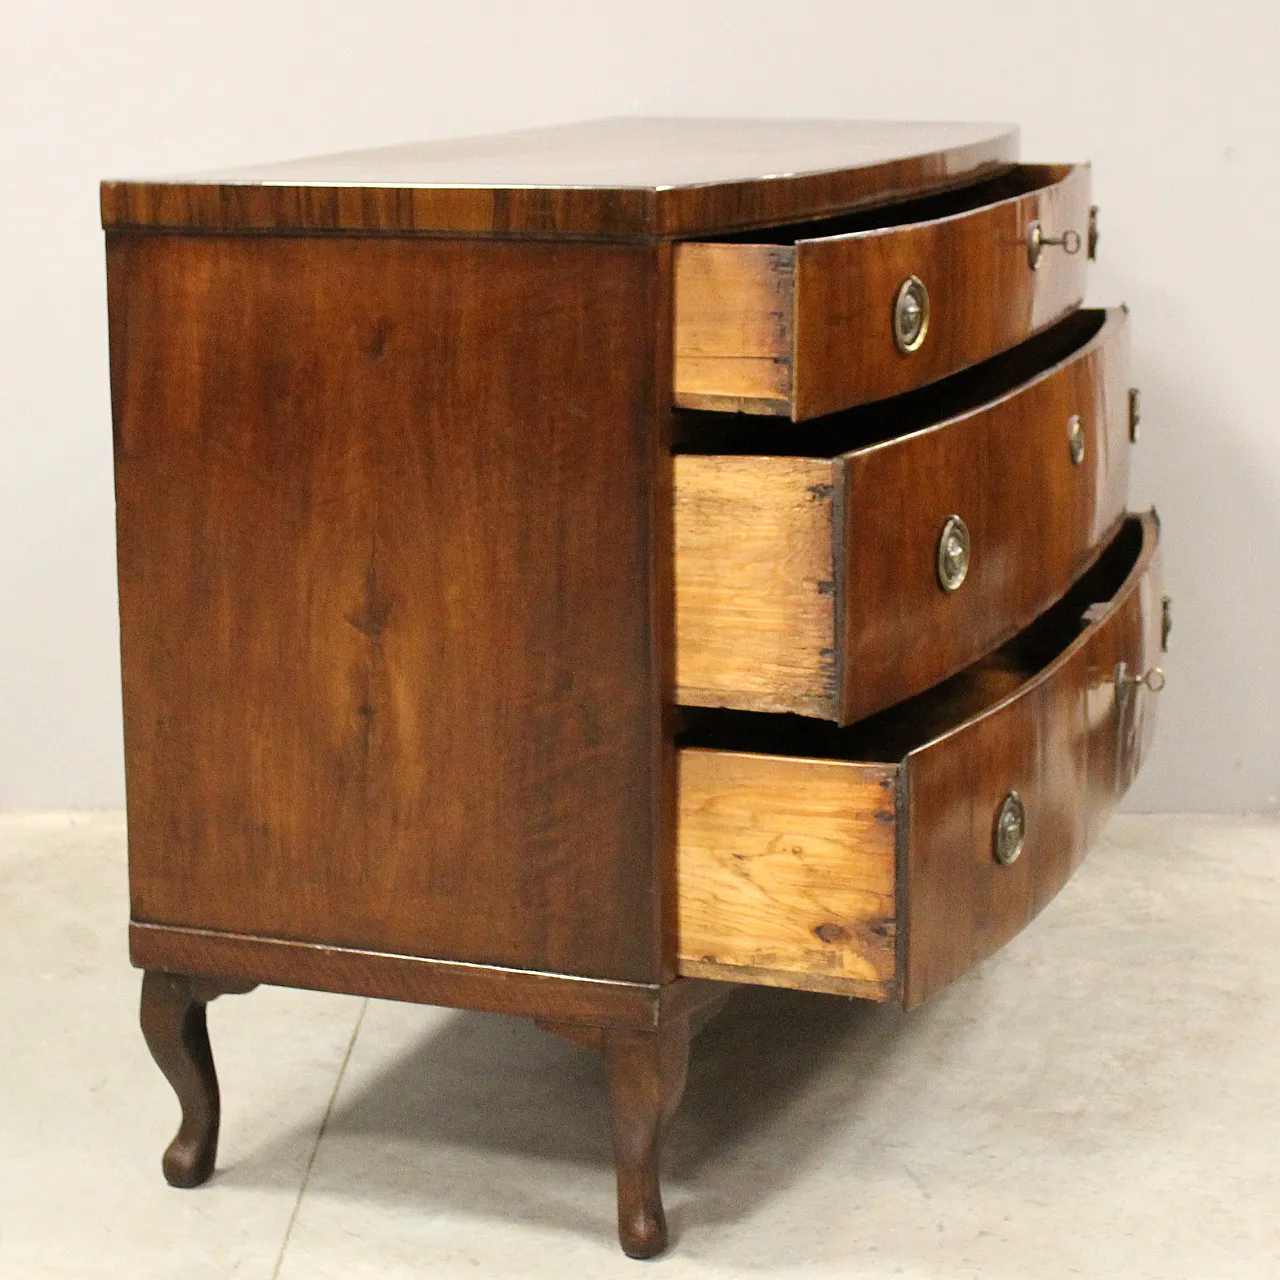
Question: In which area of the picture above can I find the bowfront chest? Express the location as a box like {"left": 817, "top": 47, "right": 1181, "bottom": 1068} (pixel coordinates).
{"left": 102, "top": 118, "right": 1164, "bottom": 1258}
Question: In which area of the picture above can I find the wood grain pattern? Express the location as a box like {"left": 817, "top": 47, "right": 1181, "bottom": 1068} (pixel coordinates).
{"left": 675, "top": 749, "right": 897, "bottom": 997}
{"left": 101, "top": 117, "right": 1019, "bottom": 238}
{"left": 109, "top": 232, "right": 664, "bottom": 984}
{"left": 673, "top": 163, "right": 1090, "bottom": 418}
{"left": 674, "top": 309, "right": 1131, "bottom": 723}
{"left": 674, "top": 455, "right": 837, "bottom": 716}
{"left": 672, "top": 244, "right": 793, "bottom": 412}
{"left": 902, "top": 513, "right": 1161, "bottom": 1008}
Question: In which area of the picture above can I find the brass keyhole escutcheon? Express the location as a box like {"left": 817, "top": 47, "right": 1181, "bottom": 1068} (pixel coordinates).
{"left": 1068, "top": 414, "right": 1086, "bottom": 465}
{"left": 936, "top": 514, "right": 970, "bottom": 592}
{"left": 893, "top": 275, "right": 930, "bottom": 353}
{"left": 993, "top": 791, "right": 1026, "bottom": 866}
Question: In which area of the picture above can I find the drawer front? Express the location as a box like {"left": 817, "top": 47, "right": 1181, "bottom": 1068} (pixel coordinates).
{"left": 674, "top": 514, "right": 1162, "bottom": 1005}
{"left": 674, "top": 164, "right": 1092, "bottom": 420}
{"left": 836, "top": 306, "right": 1131, "bottom": 723}
{"left": 675, "top": 309, "right": 1132, "bottom": 724}
{"left": 902, "top": 513, "right": 1162, "bottom": 1008}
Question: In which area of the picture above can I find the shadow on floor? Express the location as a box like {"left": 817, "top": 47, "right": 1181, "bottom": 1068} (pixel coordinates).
{"left": 216, "top": 983, "right": 920, "bottom": 1244}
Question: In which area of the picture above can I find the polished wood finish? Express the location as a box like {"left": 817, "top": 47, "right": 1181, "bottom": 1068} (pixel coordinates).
{"left": 674, "top": 163, "right": 1090, "bottom": 418}
{"left": 674, "top": 455, "right": 836, "bottom": 717}
{"left": 674, "top": 515, "right": 1161, "bottom": 1007}
{"left": 101, "top": 118, "right": 1018, "bottom": 238}
{"left": 675, "top": 308, "right": 1131, "bottom": 723}
{"left": 903, "top": 513, "right": 1160, "bottom": 1007}
{"left": 105, "top": 119, "right": 1157, "bottom": 1259}
{"left": 675, "top": 750, "right": 896, "bottom": 997}
{"left": 139, "top": 971, "right": 256, "bottom": 1188}
{"left": 109, "top": 232, "right": 665, "bottom": 984}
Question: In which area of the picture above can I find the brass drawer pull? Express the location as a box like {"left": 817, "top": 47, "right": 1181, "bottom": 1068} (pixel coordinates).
{"left": 1115, "top": 662, "right": 1166, "bottom": 692}
{"left": 993, "top": 790, "right": 1026, "bottom": 866}
{"left": 1068, "top": 414, "right": 1086, "bottom": 465}
{"left": 893, "top": 274, "right": 930, "bottom": 353}
{"left": 936, "top": 514, "right": 971, "bottom": 592}
{"left": 1026, "top": 219, "right": 1082, "bottom": 270}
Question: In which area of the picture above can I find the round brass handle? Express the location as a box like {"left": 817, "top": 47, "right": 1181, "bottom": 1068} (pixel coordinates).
{"left": 1068, "top": 414, "right": 1086, "bottom": 465}
{"left": 893, "top": 275, "right": 930, "bottom": 353}
{"left": 993, "top": 790, "right": 1026, "bottom": 866}
{"left": 1027, "top": 219, "right": 1083, "bottom": 270}
{"left": 936, "top": 514, "right": 970, "bottom": 592}
{"left": 1115, "top": 662, "right": 1166, "bottom": 692}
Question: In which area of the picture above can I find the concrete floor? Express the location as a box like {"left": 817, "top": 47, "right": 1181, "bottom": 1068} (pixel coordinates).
{"left": 1, "top": 812, "right": 1277, "bottom": 1278}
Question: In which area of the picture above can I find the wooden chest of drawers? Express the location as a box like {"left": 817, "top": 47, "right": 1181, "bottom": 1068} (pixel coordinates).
{"left": 102, "top": 118, "right": 1164, "bottom": 1259}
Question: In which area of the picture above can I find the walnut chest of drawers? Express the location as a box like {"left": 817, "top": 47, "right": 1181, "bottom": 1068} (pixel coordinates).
{"left": 102, "top": 117, "right": 1165, "bottom": 1259}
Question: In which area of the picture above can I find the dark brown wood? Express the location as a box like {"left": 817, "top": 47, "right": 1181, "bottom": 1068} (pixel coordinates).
{"left": 603, "top": 1022, "right": 691, "bottom": 1259}
{"left": 835, "top": 306, "right": 1131, "bottom": 724}
{"left": 131, "top": 923, "right": 677, "bottom": 1029}
{"left": 100, "top": 118, "right": 1019, "bottom": 239}
{"left": 538, "top": 980, "right": 728, "bottom": 1256}
{"left": 139, "top": 971, "right": 255, "bottom": 1188}
{"left": 902, "top": 513, "right": 1161, "bottom": 1008}
{"left": 793, "top": 163, "right": 1091, "bottom": 419}
{"left": 110, "top": 232, "right": 664, "bottom": 984}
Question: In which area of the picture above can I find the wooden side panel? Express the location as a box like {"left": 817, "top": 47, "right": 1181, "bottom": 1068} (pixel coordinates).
{"left": 672, "top": 244, "right": 794, "bottom": 414}
{"left": 794, "top": 164, "right": 1091, "bottom": 419}
{"left": 675, "top": 750, "right": 897, "bottom": 998}
{"left": 838, "top": 307, "right": 1132, "bottom": 724}
{"left": 903, "top": 514, "right": 1161, "bottom": 1008}
{"left": 109, "top": 233, "right": 663, "bottom": 983}
{"left": 674, "top": 455, "right": 837, "bottom": 717}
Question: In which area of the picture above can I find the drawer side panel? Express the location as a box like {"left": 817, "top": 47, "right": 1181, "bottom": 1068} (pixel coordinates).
{"left": 676, "top": 749, "right": 898, "bottom": 998}
{"left": 675, "top": 455, "right": 838, "bottom": 717}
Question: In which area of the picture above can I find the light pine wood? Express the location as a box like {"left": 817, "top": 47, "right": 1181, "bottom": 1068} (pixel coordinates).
{"left": 672, "top": 244, "right": 793, "bottom": 414}
{"left": 675, "top": 749, "right": 898, "bottom": 998}
{"left": 672, "top": 163, "right": 1090, "bottom": 419}
{"left": 674, "top": 455, "right": 837, "bottom": 717}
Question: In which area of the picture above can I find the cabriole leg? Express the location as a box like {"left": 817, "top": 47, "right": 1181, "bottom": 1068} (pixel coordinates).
{"left": 601, "top": 1021, "right": 691, "bottom": 1259}
{"left": 139, "top": 970, "right": 255, "bottom": 1188}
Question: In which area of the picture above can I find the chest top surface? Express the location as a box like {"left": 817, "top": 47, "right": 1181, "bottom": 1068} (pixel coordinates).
{"left": 101, "top": 116, "right": 1018, "bottom": 239}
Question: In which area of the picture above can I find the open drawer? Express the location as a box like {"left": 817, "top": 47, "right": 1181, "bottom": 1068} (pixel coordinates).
{"left": 675, "top": 512, "right": 1163, "bottom": 1009}
{"left": 674, "top": 162, "right": 1092, "bottom": 420}
{"left": 675, "top": 308, "right": 1133, "bottom": 724}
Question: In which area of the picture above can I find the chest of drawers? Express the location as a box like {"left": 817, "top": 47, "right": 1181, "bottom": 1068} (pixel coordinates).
{"left": 102, "top": 118, "right": 1164, "bottom": 1259}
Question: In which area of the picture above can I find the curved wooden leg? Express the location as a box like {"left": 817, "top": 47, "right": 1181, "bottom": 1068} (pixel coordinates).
{"left": 539, "top": 983, "right": 731, "bottom": 1258}
{"left": 602, "top": 1022, "right": 691, "bottom": 1259}
{"left": 139, "top": 970, "right": 255, "bottom": 1188}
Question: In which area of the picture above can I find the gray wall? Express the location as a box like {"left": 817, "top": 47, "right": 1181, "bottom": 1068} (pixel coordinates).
{"left": 1, "top": 1, "right": 1275, "bottom": 810}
